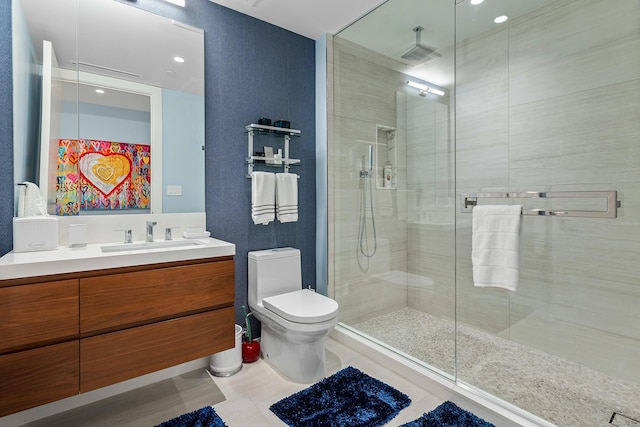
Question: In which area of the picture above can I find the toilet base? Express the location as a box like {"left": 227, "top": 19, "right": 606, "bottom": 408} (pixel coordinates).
{"left": 260, "top": 326, "right": 326, "bottom": 383}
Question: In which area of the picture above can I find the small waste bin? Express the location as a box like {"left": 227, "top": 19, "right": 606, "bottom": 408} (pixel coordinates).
{"left": 209, "top": 324, "right": 243, "bottom": 376}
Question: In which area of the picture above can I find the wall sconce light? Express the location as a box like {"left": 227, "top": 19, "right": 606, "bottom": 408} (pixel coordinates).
{"left": 406, "top": 80, "right": 445, "bottom": 97}
{"left": 164, "top": 0, "right": 186, "bottom": 7}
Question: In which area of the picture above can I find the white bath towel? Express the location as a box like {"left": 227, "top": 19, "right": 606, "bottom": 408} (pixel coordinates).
{"left": 276, "top": 173, "right": 298, "bottom": 223}
{"left": 251, "top": 172, "right": 275, "bottom": 225}
{"left": 472, "top": 205, "right": 522, "bottom": 291}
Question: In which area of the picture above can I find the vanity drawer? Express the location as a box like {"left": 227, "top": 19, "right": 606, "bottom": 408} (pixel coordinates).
{"left": 0, "top": 279, "right": 79, "bottom": 354}
{"left": 80, "top": 307, "right": 234, "bottom": 392}
{"left": 0, "top": 341, "right": 79, "bottom": 417}
{"left": 79, "top": 260, "right": 234, "bottom": 335}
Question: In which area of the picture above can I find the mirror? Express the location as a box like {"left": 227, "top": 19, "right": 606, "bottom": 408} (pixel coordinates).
{"left": 14, "top": 0, "right": 205, "bottom": 215}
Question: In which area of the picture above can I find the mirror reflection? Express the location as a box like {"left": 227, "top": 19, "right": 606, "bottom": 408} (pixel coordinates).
{"left": 15, "top": 0, "right": 205, "bottom": 215}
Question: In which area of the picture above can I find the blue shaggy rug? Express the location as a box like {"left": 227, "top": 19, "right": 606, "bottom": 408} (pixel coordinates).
{"left": 270, "top": 366, "right": 411, "bottom": 427}
{"left": 400, "top": 401, "right": 495, "bottom": 427}
{"left": 155, "top": 406, "right": 227, "bottom": 427}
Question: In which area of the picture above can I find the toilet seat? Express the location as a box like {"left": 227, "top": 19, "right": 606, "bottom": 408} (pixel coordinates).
{"left": 262, "top": 289, "right": 338, "bottom": 323}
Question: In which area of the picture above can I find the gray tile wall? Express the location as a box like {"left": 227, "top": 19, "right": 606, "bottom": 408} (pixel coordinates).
{"left": 331, "top": 39, "right": 411, "bottom": 325}
{"left": 332, "top": 0, "right": 640, "bottom": 385}
{"left": 455, "top": 0, "right": 640, "bottom": 382}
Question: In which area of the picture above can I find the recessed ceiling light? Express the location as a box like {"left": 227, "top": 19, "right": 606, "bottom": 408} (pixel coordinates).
{"left": 470, "top": 0, "right": 484, "bottom": 5}
{"left": 494, "top": 15, "right": 508, "bottom": 24}
{"left": 173, "top": 56, "right": 185, "bottom": 63}
{"left": 95, "top": 89, "right": 105, "bottom": 94}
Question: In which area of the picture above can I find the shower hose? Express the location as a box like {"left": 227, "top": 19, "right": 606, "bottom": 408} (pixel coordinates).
{"left": 358, "top": 168, "right": 377, "bottom": 268}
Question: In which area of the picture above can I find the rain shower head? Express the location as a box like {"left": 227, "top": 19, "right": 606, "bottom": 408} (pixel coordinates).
{"left": 401, "top": 26, "right": 441, "bottom": 63}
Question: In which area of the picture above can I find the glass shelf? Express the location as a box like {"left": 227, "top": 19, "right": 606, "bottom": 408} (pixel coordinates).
{"left": 246, "top": 156, "right": 301, "bottom": 165}
{"left": 245, "top": 123, "right": 301, "bottom": 137}
{"left": 245, "top": 123, "right": 301, "bottom": 177}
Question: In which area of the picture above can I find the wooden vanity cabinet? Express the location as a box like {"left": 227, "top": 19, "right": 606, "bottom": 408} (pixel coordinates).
{"left": 0, "top": 279, "right": 79, "bottom": 354}
{"left": 81, "top": 307, "right": 233, "bottom": 392}
{"left": 0, "top": 256, "right": 235, "bottom": 416}
{"left": 79, "top": 260, "right": 235, "bottom": 335}
{"left": 0, "top": 341, "right": 79, "bottom": 416}
{"left": 79, "top": 259, "right": 235, "bottom": 392}
{"left": 0, "top": 280, "right": 79, "bottom": 416}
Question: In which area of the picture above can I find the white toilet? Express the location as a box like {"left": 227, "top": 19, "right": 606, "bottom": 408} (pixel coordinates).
{"left": 248, "top": 247, "right": 339, "bottom": 383}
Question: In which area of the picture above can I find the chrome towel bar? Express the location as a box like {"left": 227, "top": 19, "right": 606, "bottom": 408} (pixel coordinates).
{"left": 461, "top": 191, "right": 620, "bottom": 218}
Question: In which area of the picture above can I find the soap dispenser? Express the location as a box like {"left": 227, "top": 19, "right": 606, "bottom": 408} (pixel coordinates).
{"left": 383, "top": 161, "right": 393, "bottom": 188}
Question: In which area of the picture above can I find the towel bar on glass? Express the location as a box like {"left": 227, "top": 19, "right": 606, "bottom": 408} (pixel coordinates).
{"left": 460, "top": 191, "right": 619, "bottom": 218}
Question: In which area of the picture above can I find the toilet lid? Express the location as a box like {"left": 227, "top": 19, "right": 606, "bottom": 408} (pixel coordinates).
{"left": 263, "top": 289, "right": 338, "bottom": 323}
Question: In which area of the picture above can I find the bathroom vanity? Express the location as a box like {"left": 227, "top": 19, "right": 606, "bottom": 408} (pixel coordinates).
{"left": 0, "top": 238, "right": 235, "bottom": 417}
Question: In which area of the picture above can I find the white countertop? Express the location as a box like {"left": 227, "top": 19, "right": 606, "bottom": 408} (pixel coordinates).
{"left": 0, "top": 237, "right": 235, "bottom": 281}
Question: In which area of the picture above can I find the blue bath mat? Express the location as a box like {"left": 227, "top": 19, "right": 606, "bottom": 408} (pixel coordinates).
{"left": 270, "top": 366, "right": 411, "bottom": 426}
{"left": 155, "top": 406, "right": 227, "bottom": 427}
{"left": 400, "top": 401, "right": 495, "bottom": 427}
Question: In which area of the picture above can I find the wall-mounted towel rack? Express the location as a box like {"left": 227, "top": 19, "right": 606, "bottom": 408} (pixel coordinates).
{"left": 245, "top": 123, "right": 301, "bottom": 177}
{"left": 461, "top": 191, "right": 620, "bottom": 218}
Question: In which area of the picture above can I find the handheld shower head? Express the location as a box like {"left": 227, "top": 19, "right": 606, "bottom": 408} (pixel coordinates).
{"left": 359, "top": 145, "right": 374, "bottom": 179}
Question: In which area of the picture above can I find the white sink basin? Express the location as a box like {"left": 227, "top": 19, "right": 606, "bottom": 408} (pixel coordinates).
{"left": 101, "top": 240, "right": 204, "bottom": 253}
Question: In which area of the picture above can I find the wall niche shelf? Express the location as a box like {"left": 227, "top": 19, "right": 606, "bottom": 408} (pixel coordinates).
{"left": 245, "top": 123, "right": 301, "bottom": 177}
{"left": 376, "top": 124, "right": 397, "bottom": 190}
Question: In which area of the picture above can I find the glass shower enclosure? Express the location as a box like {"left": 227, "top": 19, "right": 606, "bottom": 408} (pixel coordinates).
{"left": 329, "top": 0, "right": 640, "bottom": 425}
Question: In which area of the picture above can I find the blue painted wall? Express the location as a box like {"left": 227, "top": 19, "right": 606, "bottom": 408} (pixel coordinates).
{"left": 162, "top": 88, "right": 205, "bottom": 213}
{"left": 1, "top": 0, "right": 316, "bottom": 330}
{"left": 60, "top": 91, "right": 206, "bottom": 213}
{"left": 61, "top": 101, "right": 151, "bottom": 144}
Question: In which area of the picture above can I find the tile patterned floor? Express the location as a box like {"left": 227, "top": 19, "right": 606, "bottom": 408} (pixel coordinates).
{"left": 16, "top": 337, "right": 447, "bottom": 427}
{"left": 353, "top": 307, "right": 640, "bottom": 427}
{"left": 212, "top": 337, "right": 445, "bottom": 426}
{"left": 22, "top": 369, "right": 226, "bottom": 427}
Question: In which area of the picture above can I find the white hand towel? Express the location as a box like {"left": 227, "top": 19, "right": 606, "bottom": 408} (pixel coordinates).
{"left": 251, "top": 172, "right": 275, "bottom": 225}
{"left": 472, "top": 205, "right": 522, "bottom": 291}
{"left": 276, "top": 173, "right": 298, "bottom": 223}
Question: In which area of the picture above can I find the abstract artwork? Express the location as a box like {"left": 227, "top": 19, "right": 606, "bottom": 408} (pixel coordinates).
{"left": 57, "top": 139, "right": 150, "bottom": 215}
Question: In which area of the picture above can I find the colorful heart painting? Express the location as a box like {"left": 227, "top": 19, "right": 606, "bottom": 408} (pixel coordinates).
{"left": 56, "top": 139, "right": 150, "bottom": 215}
{"left": 79, "top": 153, "right": 131, "bottom": 196}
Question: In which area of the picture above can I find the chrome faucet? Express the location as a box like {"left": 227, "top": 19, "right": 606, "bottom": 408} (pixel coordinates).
{"left": 146, "top": 221, "right": 157, "bottom": 242}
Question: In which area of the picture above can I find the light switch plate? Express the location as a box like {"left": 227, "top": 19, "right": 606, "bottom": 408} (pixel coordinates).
{"left": 167, "top": 185, "right": 182, "bottom": 196}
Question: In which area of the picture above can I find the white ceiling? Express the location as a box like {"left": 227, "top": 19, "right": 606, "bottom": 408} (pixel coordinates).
{"left": 219, "top": 0, "right": 555, "bottom": 90}
{"left": 206, "top": 0, "right": 386, "bottom": 40}
{"left": 20, "top": 0, "right": 205, "bottom": 97}
{"left": 19, "top": 0, "right": 556, "bottom": 109}
{"left": 210, "top": 0, "right": 555, "bottom": 62}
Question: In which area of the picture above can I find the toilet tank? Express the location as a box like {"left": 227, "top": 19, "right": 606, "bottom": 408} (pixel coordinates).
{"left": 248, "top": 247, "right": 302, "bottom": 307}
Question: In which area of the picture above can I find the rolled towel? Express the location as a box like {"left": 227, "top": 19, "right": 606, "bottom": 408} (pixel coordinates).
{"left": 276, "top": 173, "right": 298, "bottom": 223}
{"left": 251, "top": 172, "right": 275, "bottom": 225}
{"left": 472, "top": 205, "right": 522, "bottom": 291}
